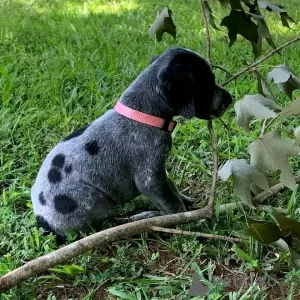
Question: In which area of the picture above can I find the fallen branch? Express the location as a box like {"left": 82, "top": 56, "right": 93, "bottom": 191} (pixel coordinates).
{"left": 0, "top": 207, "right": 213, "bottom": 292}
{"left": 2, "top": 169, "right": 295, "bottom": 292}
{"left": 151, "top": 226, "right": 242, "bottom": 243}
{"left": 222, "top": 36, "right": 300, "bottom": 87}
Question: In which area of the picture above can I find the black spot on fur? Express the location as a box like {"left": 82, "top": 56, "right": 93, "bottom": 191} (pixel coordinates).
{"left": 36, "top": 215, "right": 66, "bottom": 245}
{"left": 85, "top": 140, "right": 99, "bottom": 155}
{"left": 38, "top": 192, "right": 46, "bottom": 205}
{"left": 65, "top": 164, "right": 73, "bottom": 174}
{"left": 63, "top": 125, "right": 89, "bottom": 141}
{"left": 48, "top": 168, "right": 62, "bottom": 184}
{"left": 36, "top": 215, "right": 52, "bottom": 233}
{"left": 52, "top": 154, "right": 65, "bottom": 168}
{"left": 54, "top": 194, "right": 77, "bottom": 214}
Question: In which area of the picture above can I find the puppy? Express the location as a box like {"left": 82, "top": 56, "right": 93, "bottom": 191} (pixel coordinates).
{"left": 31, "top": 47, "right": 232, "bottom": 243}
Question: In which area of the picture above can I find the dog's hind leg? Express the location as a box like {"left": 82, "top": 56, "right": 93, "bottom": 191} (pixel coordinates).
{"left": 36, "top": 215, "right": 67, "bottom": 245}
{"left": 168, "top": 179, "right": 195, "bottom": 209}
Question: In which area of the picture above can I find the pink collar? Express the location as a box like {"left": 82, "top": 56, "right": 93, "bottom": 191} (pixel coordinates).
{"left": 114, "top": 101, "right": 177, "bottom": 133}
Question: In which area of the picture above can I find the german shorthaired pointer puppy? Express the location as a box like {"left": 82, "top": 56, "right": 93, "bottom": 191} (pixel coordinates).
{"left": 31, "top": 47, "right": 232, "bottom": 243}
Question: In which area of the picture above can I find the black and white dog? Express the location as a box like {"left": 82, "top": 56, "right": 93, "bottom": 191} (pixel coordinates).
{"left": 31, "top": 47, "right": 232, "bottom": 243}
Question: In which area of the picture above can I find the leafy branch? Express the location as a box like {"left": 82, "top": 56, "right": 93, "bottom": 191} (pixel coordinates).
{"left": 222, "top": 36, "right": 300, "bottom": 86}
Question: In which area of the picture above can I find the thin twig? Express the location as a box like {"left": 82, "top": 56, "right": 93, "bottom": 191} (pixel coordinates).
{"left": 218, "top": 175, "right": 300, "bottom": 214}
{"left": 199, "top": 0, "right": 217, "bottom": 211}
{"left": 151, "top": 226, "right": 242, "bottom": 243}
{"left": 207, "top": 120, "right": 219, "bottom": 210}
{"left": 212, "top": 64, "right": 232, "bottom": 76}
{"left": 256, "top": 205, "right": 286, "bottom": 214}
{"left": 260, "top": 119, "right": 269, "bottom": 138}
{"left": 219, "top": 117, "right": 230, "bottom": 131}
{"left": 260, "top": 115, "right": 280, "bottom": 137}
{"left": 222, "top": 36, "right": 300, "bottom": 87}
{"left": 200, "top": 0, "right": 211, "bottom": 64}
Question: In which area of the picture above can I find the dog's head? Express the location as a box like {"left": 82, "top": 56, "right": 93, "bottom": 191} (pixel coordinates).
{"left": 150, "top": 48, "right": 232, "bottom": 120}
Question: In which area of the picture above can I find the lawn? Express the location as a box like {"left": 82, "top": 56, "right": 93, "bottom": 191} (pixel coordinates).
{"left": 1, "top": 0, "right": 300, "bottom": 299}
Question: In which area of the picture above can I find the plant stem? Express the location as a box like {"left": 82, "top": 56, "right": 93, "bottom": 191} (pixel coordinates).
{"left": 200, "top": 0, "right": 211, "bottom": 64}
{"left": 260, "top": 115, "right": 280, "bottom": 138}
{"left": 207, "top": 120, "right": 219, "bottom": 210}
{"left": 199, "top": 0, "right": 218, "bottom": 211}
{"left": 222, "top": 36, "right": 300, "bottom": 87}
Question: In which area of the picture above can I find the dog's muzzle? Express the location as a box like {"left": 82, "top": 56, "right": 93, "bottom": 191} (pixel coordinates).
{"left": 211, "top": 87, "right": 233, "bottom": 118}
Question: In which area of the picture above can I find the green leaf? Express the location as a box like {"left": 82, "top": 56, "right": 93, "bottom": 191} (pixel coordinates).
{"left": 148, "top": 7, "right": 176, "bottom": 42}
{"left": 203, "top": 1, "right": 219, "bottom": 31}
{"left": 234, "top": 94, "right": 280, "bottom": 132}
{"left": 280, "top": 96, "right": 300, "bottom": 118}
{"left": 229, "top": 0, "right": 244, "bottom": 10}
{"left": 221, "top": 10, "right": 259, "bottom": 47}
{"left": 244, "top": 222, "right": 281, "bottom": 244}
{"left": 289, "top": 249, "right": 300, "bottom": 268}
{"left": 258, "top": 1, "right": 285, "bottom": 13}
{"left": 268, "top": 65, "right": 300, "bottom": 99}
{"left": 258, "top": 1, "right": 295, "bottom": 28}
{"left": 188, "top": 272, "right": 209, "bottom": 297}
{"left": 254, "top": 71, "right": 275, "bottom": 101}
{"left": 218, "top": 0, "right": 231, "bottom": 5}
{"left": 245, "top": 4, "right": 277, "bottom": 53}
{"left": 50, "top": 264, "right": 85, "bottom": 275}
{"left": 294, "top": 125, "right": 300, "bottom": 146}
{"left": 108, "top": 288, "right": 137, "bottom": 300}
{"left": 273, "top": 238, "right": 290, "bottom": 251}
{"left": 272, "top": 209, "right": 300, "bottom": 238}
{"left": 248, "top": 130, "right": 300, "bottom": 190}
{"left": 246, "top": 216, "right": 269, "bottom": 226}
{"left": 218, "top": 159, "right": 270, "bottom": 207}
{"left": 280, "top": 12, "right": 296, "bottom": 29}
{"left": 257, "top": 13, "right": 277, "bottom": 51}
{"left": 273, "top": 240, "right": 300, "bottom": 268}
{"left": 251, "top": 38, "right": 262, "bottom": 59}
{"left": 233, "top": 245, "right": 257, "bottom": 264}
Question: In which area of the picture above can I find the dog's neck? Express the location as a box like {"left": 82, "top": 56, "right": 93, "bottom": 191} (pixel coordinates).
{"left": 119, "top": 70, "right": 174, "bottom": 119}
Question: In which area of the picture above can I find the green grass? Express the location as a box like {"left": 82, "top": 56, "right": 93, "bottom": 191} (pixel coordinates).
{"left": 1, "top": 0, "right": 300, "bottom": 299}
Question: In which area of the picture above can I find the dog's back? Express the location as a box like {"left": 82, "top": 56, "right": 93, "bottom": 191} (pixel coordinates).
{"left": 31, "top": 108, "right": 171, "bottom": 237}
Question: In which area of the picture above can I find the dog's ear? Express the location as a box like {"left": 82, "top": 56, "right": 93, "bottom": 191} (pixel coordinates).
{"left": 157, "top": 63, "right": 196, "bottom": 118}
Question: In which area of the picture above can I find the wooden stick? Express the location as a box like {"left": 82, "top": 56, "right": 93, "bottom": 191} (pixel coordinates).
{"left": 151, "top": 226, "right": 242, "bottom": 243}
